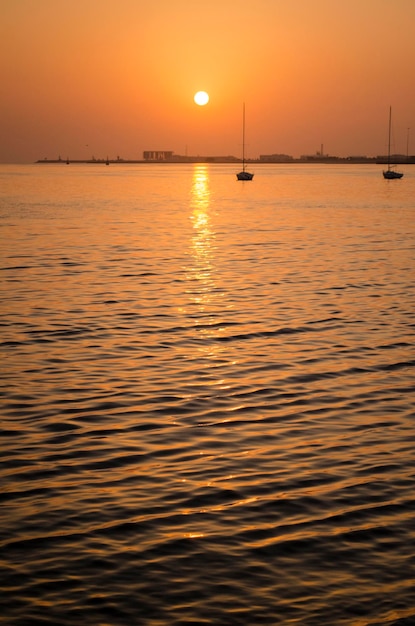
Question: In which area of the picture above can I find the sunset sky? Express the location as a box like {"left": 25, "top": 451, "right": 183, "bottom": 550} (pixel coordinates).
{"left": 1, "top": 0, "right": 415, "bottom": 163}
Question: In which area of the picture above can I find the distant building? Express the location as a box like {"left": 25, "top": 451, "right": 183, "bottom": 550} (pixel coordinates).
{"left": 259, "top": 154, "right": 294, "bottom": 162}
{"left": 143, "top": 150, "right": 174, "bottom": 161}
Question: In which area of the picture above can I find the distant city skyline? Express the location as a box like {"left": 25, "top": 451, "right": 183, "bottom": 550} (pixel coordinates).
{"left": 38, "top": 138, "right": 415, "bottom": 166}
{"left": 1, "top": 0, "right": 415, "bottom": 163}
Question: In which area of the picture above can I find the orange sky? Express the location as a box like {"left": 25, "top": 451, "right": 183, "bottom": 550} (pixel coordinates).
{"left": 1, "top": 0, "right": 415, "bottom": 163}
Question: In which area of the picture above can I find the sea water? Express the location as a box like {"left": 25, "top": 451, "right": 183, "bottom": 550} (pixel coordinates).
{"left": 1, "top": 163, "right": 414, "bottom": 625}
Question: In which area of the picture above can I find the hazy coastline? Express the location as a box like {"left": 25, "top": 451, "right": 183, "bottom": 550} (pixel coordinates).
{"left": 36, "top": 155, "right": 415, "bottom": 165}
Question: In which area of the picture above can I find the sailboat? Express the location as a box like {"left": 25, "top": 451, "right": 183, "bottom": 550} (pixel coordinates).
{"left": 383, "top": 106, "right": 403, "bottom": 179}
{"left": 236, "top": 103, "right": 254, "bottom": 180}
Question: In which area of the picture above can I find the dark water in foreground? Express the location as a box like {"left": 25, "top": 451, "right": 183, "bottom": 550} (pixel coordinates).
{"left": 1, "top": 163, "right": 414, "bottom": 625}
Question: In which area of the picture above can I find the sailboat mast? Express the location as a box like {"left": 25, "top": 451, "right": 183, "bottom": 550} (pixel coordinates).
{"left": 388, "top": 105, "right": 392, "bottom": 168}
{"left": 242, "top": 103, "right": 246, "bottom": 170}
{"left": 236, "top": 101, "right": 254, "bottom": 180}
{"left": 382, "top": 106, "right": 403, "bottom": 179}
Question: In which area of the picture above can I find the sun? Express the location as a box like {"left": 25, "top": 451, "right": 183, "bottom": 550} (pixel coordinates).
{"left": 194, "top": 91, "right": 209, "bottom": 106}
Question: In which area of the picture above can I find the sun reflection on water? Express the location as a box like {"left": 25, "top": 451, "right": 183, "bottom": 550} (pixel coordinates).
{"left": 188, "top": 165, "right": 218, "bottom": 317}
{"left": 189, "top": 165, "right": 214, "bottom": 282}
{"left": 186, "top": 166, "right": 241, "bottom": 418}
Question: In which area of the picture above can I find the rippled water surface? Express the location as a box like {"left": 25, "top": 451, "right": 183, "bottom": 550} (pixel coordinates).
{"left": 1, "top": 163, "right": 414, "bottom": 625}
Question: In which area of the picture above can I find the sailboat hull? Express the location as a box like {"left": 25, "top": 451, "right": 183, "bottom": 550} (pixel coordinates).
{"left": 237, "top": 171, "right": 254, "bottom": 180}
{"left": 383, "top": 169, "right": 403, "bottom": 179}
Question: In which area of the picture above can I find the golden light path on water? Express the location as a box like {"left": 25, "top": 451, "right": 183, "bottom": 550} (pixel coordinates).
{"left": 188, "top": 166, "right": 237, "bottom": 387}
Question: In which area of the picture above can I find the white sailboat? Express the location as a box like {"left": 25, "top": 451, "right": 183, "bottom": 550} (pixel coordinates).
{"left": 236, "top": 103, "right": 254, "bottom": 181}
{"left": 383, "top": 106, "right": 403, "bottom": 179}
